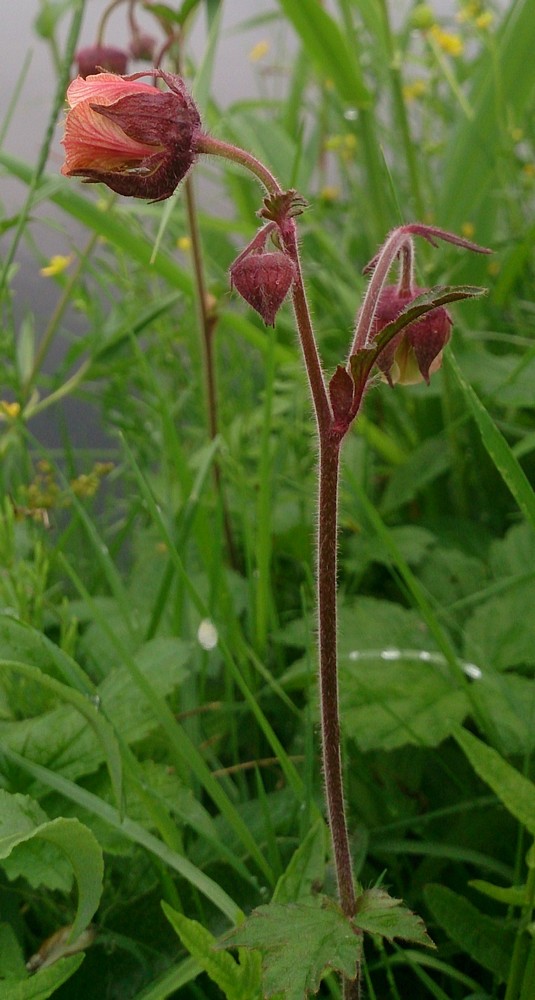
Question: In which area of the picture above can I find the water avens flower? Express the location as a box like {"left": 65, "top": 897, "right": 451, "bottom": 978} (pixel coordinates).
{"left": 371, "top": 284, "right": 452, "bottom": 385}
{"left": 61, "top": 70, "right": 201, "bottom": 201}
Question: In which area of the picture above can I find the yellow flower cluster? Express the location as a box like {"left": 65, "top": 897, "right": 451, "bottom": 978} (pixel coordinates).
{"left": 324, "top": 133, "right": 357, "bottom": 163}
{"left": 429, "top": 24, "right": 464, "bottom": 56}
{"left": 70, "top": 462, "right": 114, "bottom": 499}
{"left": 403, "top": 79, "right": 428, "bottom": 103}
{"left": 0, "top": 401, "right": 21, "bottom": 420}
{"left": 248, "top": 40, "right": 270, "bottom": 63}
{"left": 23, "top": 459, "right": 114, "bottom": 511}
{"left": 456, "top": 2, "right": 494, "bottom": 29}
{"left": 40, "top": 255, "right": 72, "bottom": 278}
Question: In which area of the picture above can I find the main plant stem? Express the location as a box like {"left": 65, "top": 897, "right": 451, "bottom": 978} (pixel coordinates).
{"left": 283, "top": 222, "right": 360, "bottom": 998}
{"left": 196, "top": 135, "right": 360, "bottom": 991}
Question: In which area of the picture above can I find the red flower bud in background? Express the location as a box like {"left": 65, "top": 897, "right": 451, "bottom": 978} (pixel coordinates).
{"left": 129, "top": 33, "right": 157, "bottom": 62}
{"left": 371, "top": 284, "right": 452, "bottom": 386}
{"left": 75, "top": 45, "right": 129, "bottom": 79}
{"left": 61, "top": 71, "right": 201, "bottom": 201}
{"left": 230, "top": 251, "right": 296, "bottom": 326}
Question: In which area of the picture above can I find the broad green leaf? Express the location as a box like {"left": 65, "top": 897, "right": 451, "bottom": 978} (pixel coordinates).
{"left": 0, "top": 790, "right": 103, "bottom": 940}
{"left": 1, "top": 954, "right": 84, "bottom": 999}
{"left": 463, "top": 585, "right": 535, "bottom": 672}
{"left": 272, "top": 820, "right": 327, "bottom": 904}
{"left": 424, "top": 884, "right": 515, "bottom": 979}
{"left": 469, "top": 671, "right": 535, "bottom": 756}
{"left": 0, "top": 615, "right": 91, "bottom": 694}
{"left": 354, "top": 888, "right": 434, "bottom": 948}
{"left": 162, "top": 904, "right": 260, "bottom": 1000}
{"left": 340, "top": 635, "right": 468, "bottom": 751}
{"left": 0, "top": 657, "right": 122, "bottom": 809}
{"left": 222, "top": 899, "right": 361, "bottom": 1000}
{"left": 3, "top": 745, "right": 240, "bottom": 922}
{"left": 445, "top": 353, "right": 535, "bottom": 530}
{"left": 454, "top": 728, "right": 535, "bottom": 835}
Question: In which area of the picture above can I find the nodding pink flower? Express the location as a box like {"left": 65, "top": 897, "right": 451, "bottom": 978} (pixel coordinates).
{"left": 371, "top": 284, "right": 452, "bottom": 386}
{"left": 75, "top": 45, "right": 129, "bottom": 79}
{"left": 61, "top": 71, "right": 201, "bottom": 201}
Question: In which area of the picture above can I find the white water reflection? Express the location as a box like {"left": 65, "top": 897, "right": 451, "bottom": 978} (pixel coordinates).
{"left": 347, "top": 647, "right": 483, "bottom": 680}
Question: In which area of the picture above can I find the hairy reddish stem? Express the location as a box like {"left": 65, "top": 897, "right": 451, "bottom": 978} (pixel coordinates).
{"left": 196, "top": 134, "right": 282, "bottom": 196}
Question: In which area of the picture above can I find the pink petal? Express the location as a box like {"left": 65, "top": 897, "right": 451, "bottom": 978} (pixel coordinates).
{"left": 66, "top": 73, "right": 159, "bottom": 109}
{"left": 61, "top": 100, "right": 159, "bottom": 173}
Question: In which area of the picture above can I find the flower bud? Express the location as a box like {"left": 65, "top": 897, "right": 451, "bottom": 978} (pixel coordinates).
{"left": 61, "top": 71, "right": 201, "bottom": 202}
{"left": 230, "top": 251, "right": 296, "bottom": 326}
{"left": 372, "top": 284, "right": 452, "bottom": 385}
{"left": 75, "top": 45, "right": 129, "bottom": 79}
{"left": 129, "top": 33, "right": 157, "bottom": 62}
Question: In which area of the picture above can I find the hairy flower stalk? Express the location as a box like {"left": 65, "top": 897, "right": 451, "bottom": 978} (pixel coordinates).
{"left": 60, "top": 68, "right": 491, "bottom": 999}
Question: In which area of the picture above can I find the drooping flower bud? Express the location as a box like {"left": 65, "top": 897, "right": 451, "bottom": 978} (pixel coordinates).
{"left": 61, "top": 71, "right": 201, "bottom": 202}
{"left": 129, "top": 33, "right": 157, "bottom": 62}
{"left": 371, "top": 284, "right": 452, "bottom": 386}
{"left": 230, "top": 251, "right": 296, "bottom": 326}
{"left": 75, "top": 45, "right": 129, "bottom": 79}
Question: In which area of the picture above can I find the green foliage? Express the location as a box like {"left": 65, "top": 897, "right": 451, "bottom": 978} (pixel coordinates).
{"left": 222, "top": 899, "right": 362, "bottom": 1000}
{"left": 424, "top": 884, "right": 515, "bottom": 980}
{"left": 2, "top": 0, "right": 535, "bottom": 996}
{"left": 163, "top": 903, "right": 262, "bottom": 1000}
{"left": 0, "top": 790, "right": 103, "bottom": 940}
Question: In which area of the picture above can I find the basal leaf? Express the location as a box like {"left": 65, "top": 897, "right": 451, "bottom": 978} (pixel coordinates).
{"left": 222, "top": 899, "right": 361, "bottom": 1000}
{"left": 424, "top": 884, "right": 515, "bottom": 979}
{"left": 0, "top": 791, "right": 103, "bottom": 940}
{"left": 354, "top": 887, "right": 435, "bottom": 948}
{"left": 454, "top": 728, "right": 535, "bottom": 835}
{"left": 1, "top": 954, "right": 84, "bottom": 1000}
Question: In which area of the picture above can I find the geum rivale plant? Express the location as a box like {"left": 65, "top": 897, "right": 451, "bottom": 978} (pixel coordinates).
{"left": 61, "top": 68, "right": 491, "bottom": 1000}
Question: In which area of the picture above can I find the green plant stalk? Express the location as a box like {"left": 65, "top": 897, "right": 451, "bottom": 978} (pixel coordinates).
{"left": 505, "top": 847, "right": 535, "bottom": 1000}
{"left": 274, "top": 220, "right": 362, "bottom": 998}
{"left": 183, "top": 174, "right": 238, "bottom": 567}
{"left": 0, "top": 0, "right": 85, "bottom": 297}
{"left": 255, "top": 326, "right": 276, "bottom": 654}
{"left": 25, "top": 226, "right": 101, "bottom": 395}
{"left": 376, "top": 0, "right": 426, "bottom": 218}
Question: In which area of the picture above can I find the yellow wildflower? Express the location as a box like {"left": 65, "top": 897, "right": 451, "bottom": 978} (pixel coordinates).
{"left": 40, "top": 255, "right": 72, "bottom": 278}
{"left": 429, "top": 24, "right": 464, "bottom": 56}
{"left": 476, "top": 11, "right": 494, "bottom": 29}
{"left": 0, "top": 401, "right": 20, "bottom": 420}
{"left": 461, "top": 221, "right": 475, "bottom": 239}
{"left": 403, "top": 79, "right": 427, "bottom": 102}
{"left": 248, "top": 40, "right": 270, "bottom": 63}
{"left": 177, "top": 236, "right": 192, "bottom": 252}
{"left": 320, "top": 186, "right": 340, "bottom": 202}
{"left": 523, "top": 163, "right": 535, "bottom": 178}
